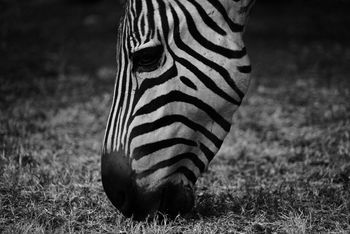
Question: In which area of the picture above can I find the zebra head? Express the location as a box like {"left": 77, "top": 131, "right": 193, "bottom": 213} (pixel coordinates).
{"left": 102, "top": 0, "right": 254, "bottom": 219}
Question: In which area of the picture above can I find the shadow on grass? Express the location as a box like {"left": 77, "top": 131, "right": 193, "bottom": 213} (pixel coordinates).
{"left": 190, "top": 179, "right": 350, "bottom": 230}
{"left": 192, "top": 187, "right": 285, "bottom": 219}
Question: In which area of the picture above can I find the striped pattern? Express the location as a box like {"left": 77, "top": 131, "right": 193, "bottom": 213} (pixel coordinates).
{"left": 103, "top": 0, "right": 254, "bottom": 190}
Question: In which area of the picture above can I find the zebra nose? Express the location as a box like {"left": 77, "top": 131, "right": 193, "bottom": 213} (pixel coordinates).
{"left": 101, "top": 150, "right": 195, "bottom": 219}
{"left": 159, "top": 183, "right": 195, "bottom": 216}
{"left": 101, "top": 150, "right": 134, "bottom": 217}
{"left": 101, "top": 150, "right": 160, "bottom": 219}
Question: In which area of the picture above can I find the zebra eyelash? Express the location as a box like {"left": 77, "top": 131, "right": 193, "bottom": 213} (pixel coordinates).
{"left": 131, "top": 45, "right": 164, "bottom": 73}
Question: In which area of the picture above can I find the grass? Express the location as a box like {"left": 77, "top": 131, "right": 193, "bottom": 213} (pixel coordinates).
{"left": 1, "top": 0, "right": 350, "bottom": 233}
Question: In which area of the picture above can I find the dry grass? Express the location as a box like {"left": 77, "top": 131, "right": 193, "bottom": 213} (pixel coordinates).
{"left": 1, "top": 0, "right": 350, "bottom": 233}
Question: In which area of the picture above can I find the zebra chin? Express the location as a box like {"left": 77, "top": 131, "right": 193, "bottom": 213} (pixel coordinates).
{"left": 101, "top": 150, "right": 195, "bottom": 220}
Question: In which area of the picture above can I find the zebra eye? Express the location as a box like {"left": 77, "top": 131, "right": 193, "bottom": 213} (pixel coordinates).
{"left": 132, "top": 45, "right": 163, "bottom": 73}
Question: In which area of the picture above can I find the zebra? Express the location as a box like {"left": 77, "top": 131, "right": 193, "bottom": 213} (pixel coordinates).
{"left": 101, "top": 0, "right": 255, "bottom": 219}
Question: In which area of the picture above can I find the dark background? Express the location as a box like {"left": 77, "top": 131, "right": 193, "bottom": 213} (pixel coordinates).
{"left": 1, "top": 0, "right": 350, "bottom": 106}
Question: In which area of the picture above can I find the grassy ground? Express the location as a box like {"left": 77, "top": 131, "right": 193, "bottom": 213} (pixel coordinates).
{"left": 1, "top": 0, "right": 350, "bottom": 233}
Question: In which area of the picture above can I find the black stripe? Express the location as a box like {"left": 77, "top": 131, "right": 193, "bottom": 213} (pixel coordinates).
{"left": 140, "top": 14, "right": 145, "bottom": 36}
{"left": 136, "top": 152, "right": 205, "bottom": 179}
{"left": 206, "top": 0, "right": 244, "bottom": 32}
{"left": 111, "top": 30, "right": 129, "bottom": 146}
{"left": 161, "top": 53, "right": 167, "bottom": 67}
{"left": 135, "top": 0, "right": 142, "bottom": 17}
{"left": 157, "top": 0, "right": 169, "bottom": 37}
{"left": 165, "top": 166, "right": 197, "bottom": 184}
{"left": 133, "top": 90, "right": 231, "bottom": 132}
{"left": 126, "top": 64, "right": 177, "bottom": 146}
{"left": 129, "top": 115, "right": 222, "bottom": 148}
{"left": 199, "top": 143, "right": 215, "bottom": 162}
{"left": 133, "top": 64, "right": 178, "bottom": 106}
{"left": 175, "top": 0, "right": 246, "bottom": 59}
{"left": 133, "top": 138, "right": 197, "bottom": 160}
{"left": 132, "top": 1, "right": 142, "bottom": 44}
{"left": 104, "top": 21, "right": 125, "bottom": 148}
{"left": 120, "top": 72, "right": 133, "bottom": 145}
{"left": 180, "top": 76, "right": 197, "bottom": 90}
{"left": 125, "top": 64, "right": 178, "bottom": 153}
{"left": 170, "top": 5, "right": 244, "bottom": 102}
{"left": 146, "top": 0, "right": 155, "bottom": 39}
{"left": 128, "top": 4, "right": 137, "bottom": 46}
{"left": 172, "top": 55, "right": 242, "bottom": 104}
{"left": 237, "top": 65, "right": 252, "bottom": 73}
{"left": 187, "top": 0, "right": 226, "bottom": 36}
{"left": 125, "top": 25, "right": 132, "bottom": 56}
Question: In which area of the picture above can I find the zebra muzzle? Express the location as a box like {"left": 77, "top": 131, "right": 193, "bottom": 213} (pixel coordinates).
{"left": 101, "top": 150, "right": 195, "bottom": 220}
{"left": 158, "top": 182, "right": 194, "bottom": 217}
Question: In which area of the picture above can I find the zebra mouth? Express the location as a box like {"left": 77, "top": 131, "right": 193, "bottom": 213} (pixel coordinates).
{"left": 115, "top": 183, "right": 194, "bottom": 220}
{"left": 158, "top": 183, "right": 195, "bottom": 217}
{"left": 102, "top": 150, "right": 195, "bottom": 219}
